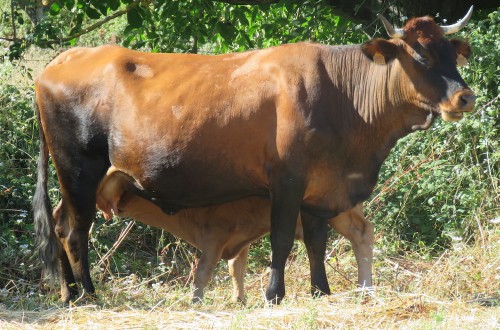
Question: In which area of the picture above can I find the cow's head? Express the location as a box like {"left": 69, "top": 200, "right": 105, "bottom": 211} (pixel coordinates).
{"left": 361, "top": 6, "right": 475, "bottom": 123}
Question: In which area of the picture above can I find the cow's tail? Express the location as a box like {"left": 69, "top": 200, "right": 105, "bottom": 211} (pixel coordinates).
{"left": 32, "top": 95, "right": 60, "bottom": 282}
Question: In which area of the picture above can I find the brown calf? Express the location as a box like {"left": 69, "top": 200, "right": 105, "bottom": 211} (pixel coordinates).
{"left": 94, "top": 166, "right": 372, "bottom": 302}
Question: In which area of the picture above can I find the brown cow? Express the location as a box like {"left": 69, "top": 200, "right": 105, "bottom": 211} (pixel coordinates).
{"left": 94, "top": 166, "right": 372, "bottom": 302}
{"left": 33, "top": 8, "right": 475, "bottom": 304}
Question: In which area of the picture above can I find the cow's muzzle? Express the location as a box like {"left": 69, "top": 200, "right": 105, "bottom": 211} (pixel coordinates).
{"left": 440, "top": 90, "right": 476, "bottom": 122}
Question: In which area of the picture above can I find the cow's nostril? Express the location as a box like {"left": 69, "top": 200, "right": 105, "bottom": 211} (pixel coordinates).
{"left": 460, "top": 93, "right": 476, "bottom": 108}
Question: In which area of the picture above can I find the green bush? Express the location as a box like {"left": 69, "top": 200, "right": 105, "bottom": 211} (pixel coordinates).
{"left": 0, "top": 62, "right": 39, "bottom": 284}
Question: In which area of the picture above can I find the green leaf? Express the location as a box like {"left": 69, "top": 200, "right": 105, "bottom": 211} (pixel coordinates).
{"left": 49, "top": 2, "right": 61, "bottom": 16}
{"left": 69, "top": 23, "right": 83, "bottom": 37}
{"left": 241, "top": 32, "right": 254, "bottom": 49}
{"left": 127, "top": 7, "right": 143, "bottom": 28}
{"left": 216, "top": 21, "right": 237, "bottom": 43}
{"left": 285, "top": 2, "right": 297, "bottom": 13}
{"left": 123, "top": 25, "right": 136, "bottom": 36}
{"left": 65, "top": 0, "right": 76, "bottom": 10}
{"left": 85, "top": 6, "right": 101, "bottom": 19}
{"left": 92, "top": 1, "right": 109, "bottom": 16}
{"left": 122, "top": 34, "right": 135, "bottom": 47}
{"left": 109, "top": 0, "right": 120, "bottom": 11}
{"left": 233, "top": 8, "right": 249, "bottom": 26}
{"left": 275, "top": 17, "right": 289, "bottom": 26}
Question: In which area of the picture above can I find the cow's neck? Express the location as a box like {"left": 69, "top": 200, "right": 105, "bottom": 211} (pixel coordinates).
{"left": 325, "top": 45, "right": 432, "bottom": 157}
{"left": 321, "top": 45, "right": 432, "bottom": 202}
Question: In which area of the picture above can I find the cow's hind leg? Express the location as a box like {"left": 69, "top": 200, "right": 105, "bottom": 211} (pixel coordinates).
{"left": 53, "top": 154, "right": 108, "bottom": 300}
{"left": 60, "top": 250, "right": 77, "bottom": 302}
{"left": 53, "top": 200, "right": 78, "bottom": 302}
{"left": 300, "top": 211, "right": 330, "bottom": 297}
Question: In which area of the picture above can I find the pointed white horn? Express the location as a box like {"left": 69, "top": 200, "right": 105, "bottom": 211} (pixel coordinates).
{"left": 440, "top": 6, "right": 474, "bottom": 35}
{"left": 378, "top": 14, "right": 405, "bottom": 38}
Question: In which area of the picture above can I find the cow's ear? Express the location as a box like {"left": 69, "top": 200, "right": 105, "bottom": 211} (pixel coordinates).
{"left": 450, "top": 38, "right": 472, "bottom": 67}
{"left": 361, "top": 38, "right": 399, "bottom": 65}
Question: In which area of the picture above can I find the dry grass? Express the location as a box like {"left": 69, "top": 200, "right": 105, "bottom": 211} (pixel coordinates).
{"left": 0, "top": 286, "right": 498, "bottom": 329}
{"left": 1, "top": 227, "right": 498, "bottom": 329}
{"left": 1, "top": 297, "right": 497, "bottom": 330}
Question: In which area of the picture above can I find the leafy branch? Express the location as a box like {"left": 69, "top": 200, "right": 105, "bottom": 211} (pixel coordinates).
{"left": 45, "top": 0, "right": 143, "bottom": 45}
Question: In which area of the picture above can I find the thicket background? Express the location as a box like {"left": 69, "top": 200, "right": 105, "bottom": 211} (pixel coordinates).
{"left": 0, "top": 0, "right": 498, "bottom": 309}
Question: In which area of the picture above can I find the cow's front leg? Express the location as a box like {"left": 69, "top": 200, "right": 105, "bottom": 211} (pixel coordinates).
{"left": 300, "top": 211, "right": 330, "bottom": 297}
{"left": 266, "top": 175, "right": 304, "bottom": 304}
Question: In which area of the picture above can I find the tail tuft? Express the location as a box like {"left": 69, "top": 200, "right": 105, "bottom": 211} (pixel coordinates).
{"left": 32, "top": 97, "right": 61, "bottom": 282}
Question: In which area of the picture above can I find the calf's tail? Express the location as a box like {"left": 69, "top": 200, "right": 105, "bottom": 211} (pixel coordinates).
{"left": 32, "top": 96, "right": 60, "bottom": 281}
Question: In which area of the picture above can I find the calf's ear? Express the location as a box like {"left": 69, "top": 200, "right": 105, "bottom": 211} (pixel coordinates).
{"left": 450, "top": 39, "right": 472, "bottom": 67}
{"left": 361, "top": 38, "right": 399, "bottom": 65}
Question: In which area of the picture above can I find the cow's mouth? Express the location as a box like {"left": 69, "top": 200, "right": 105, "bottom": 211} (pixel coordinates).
{"left": 438, "top": 90, "right": 476, "bottom": 122}
{"left": 441, "top": 110, "right": 465, "bottom": 122}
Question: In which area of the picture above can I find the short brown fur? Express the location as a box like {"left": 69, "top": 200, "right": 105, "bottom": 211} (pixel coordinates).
{"left": 403, "top": 16, "right": 444, "bottom": 44}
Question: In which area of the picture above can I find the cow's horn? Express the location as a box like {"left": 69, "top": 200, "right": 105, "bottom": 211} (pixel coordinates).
{"left": 440, "top": 6, "right": 474, "bottom": 35}
{"left": 378, "top": 14, "right": 405, "bottom": 38}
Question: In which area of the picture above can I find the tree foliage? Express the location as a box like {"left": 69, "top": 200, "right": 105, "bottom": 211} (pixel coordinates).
{"left": 1, "top": 0, "right": 366, "bottom": 59}
{"left": 2, "top": 0, "right": 497, "bottom": 60}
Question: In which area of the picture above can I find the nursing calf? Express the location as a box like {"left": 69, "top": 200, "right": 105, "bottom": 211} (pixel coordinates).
{"left": 95, "top": 167, "right": 373, "bottom": 302}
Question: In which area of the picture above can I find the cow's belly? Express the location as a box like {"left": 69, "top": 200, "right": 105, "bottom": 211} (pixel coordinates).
{"left": 110, "top": 134, "right": 271, "bottom": 208}
{"left": 110, "top": 152, "right": 269, "bottom": 208}
{"left": 142, "top": 164, "right": 269, "bottom": 207}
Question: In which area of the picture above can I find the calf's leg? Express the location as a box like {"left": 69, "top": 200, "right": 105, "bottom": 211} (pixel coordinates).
{"left": 192, "top": 245, "right": 223, "bottom": 303}
{"left": 329, "top": 204, "right": 374, "bottom": 288}
{"left": 52, "top": 200, "right": 79, "bottom": 302}
{"left": 228, "top": 245, "right": 250, "bottom": 303}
